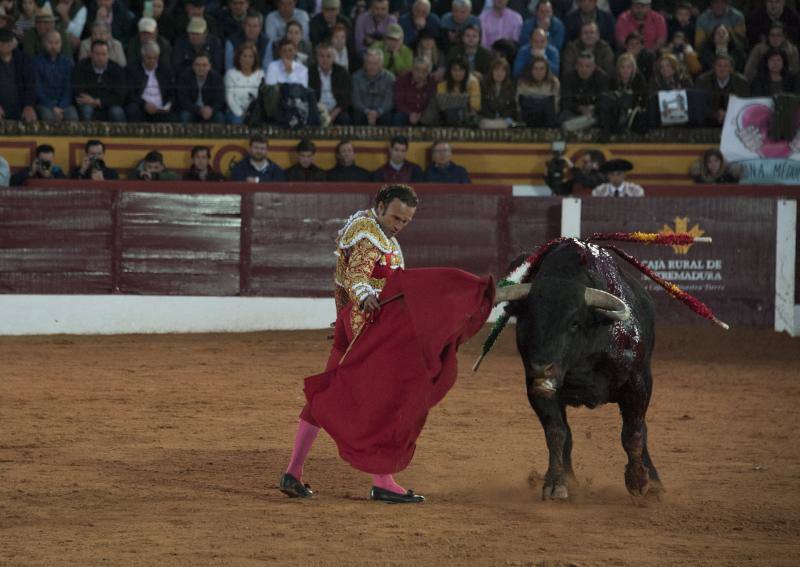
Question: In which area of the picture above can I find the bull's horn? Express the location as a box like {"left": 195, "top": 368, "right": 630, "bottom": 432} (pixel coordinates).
{"left": 495, "top": 283, "right": 532, "bottom": 304}
{"left": 584, "top": 288, "right": 631, "bottom": 321}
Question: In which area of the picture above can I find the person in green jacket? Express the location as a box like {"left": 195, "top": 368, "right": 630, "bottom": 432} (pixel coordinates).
{"left": 374, "top": 23, "right": 412, "bottom": 77}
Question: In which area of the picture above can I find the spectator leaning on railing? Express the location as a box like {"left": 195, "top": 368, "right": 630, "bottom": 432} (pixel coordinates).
{"left": 690, "top": 148, "right": 740, "bottom": 184}
{"left": 372, "top": 135, "right": 424, "bottom": 183}
{"left": 230, "top": 134, "right": 286, "bottom": 183}
{"left": 183, "top": 146, "right": 226, "bottom": 181}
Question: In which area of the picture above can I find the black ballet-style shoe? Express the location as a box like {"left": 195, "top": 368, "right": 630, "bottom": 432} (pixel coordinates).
{"left": 369, "top": 486, "right": 425, "bottom": 504}
{"left": 279, "top": 473, "right": 313, "bottom": 498}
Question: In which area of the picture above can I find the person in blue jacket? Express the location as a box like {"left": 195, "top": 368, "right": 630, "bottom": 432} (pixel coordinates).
{"left": 230, "top": 134, "right": 286, "bottom": 183}
{"left": 423, "top": 140, "right": 470, "bottom": 184}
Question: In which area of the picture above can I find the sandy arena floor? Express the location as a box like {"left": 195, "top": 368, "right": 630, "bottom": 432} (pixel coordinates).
{"left": 1, "top": 325, "right": 799, "bottom": 566}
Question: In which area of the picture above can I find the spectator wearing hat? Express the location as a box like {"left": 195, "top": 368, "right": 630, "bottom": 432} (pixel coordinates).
{"left": 72, "top": 39, "right": 127, "bottom": 122}
{"left": 373, "top": 135, "right": 424, "bottom": 183}
{"left": 563, "top": 0, "right": 615, "bottom": 48}
{"left": 399, "top": 0, "right": 440, "bottom": 48}
{"left": 33, "top": 30, "right": 79, "bottom": 122}
{"left": 747, "top": 0, "right": 800, "bottom": 47}
{"left": 0, "top": 28, "right": 36, "bottom": 122}
{"left": 695, "top": 0, "right": 746, "bottom": 50}
{"left": 354, "top": 0, "right": 396, "bottom": 55}
{"left": 440, "top": 0, "right": 480, "bottom": 51}
{"left": 479, "top": 0, "right": 522, "bottom": 50}
{"left": 176, "top": 53, "right": 225, "bottom": 124}
{"left": 446, "top": 23, "right": 493, "bottom": 80}
{"left": 53, "top": 0, "right": 88, "bottom": 51}
{"left": 183, "top": 146, "right": 226, "bottom": 182}
{"left": 351, "top": 47, "right": 395, "bottom": 125}
{"left": 286, "top": 138, "right": 326, "bottom": 182}
{"left": 266, "top": 0, "right": 310, "bottom": 43}
{"left": 310, "top": 0, "right": 352, "bottom": 47}
{"left": 125, "top": 41, "right": 177, "bottom": 123}
{"left": 79, "top": 20, "right": 126, "bottom": 68}
{"left": 519, "top": 0, "right": 565, "bottom": 51}
{"left": 393, "top": 56, "right": 436, "bottom": 126}
{"left": 309, "top": 41, "right": 352, "bottom": 125}
{"left": 225, "top": 12, "right": 270, "bottom": 73}
{"left": 326, "top": 139, "right": 371, "bottom": 182}
{"left": 423, "top": 140, "right": 470, "bottom": 184}
{"left": 86, "top": 0, "right": 135, "bottom": 45}
{"left": 696, "top": 53, "right": 748, "bottom": 126}
{"left": 614, "top": 0, "right": 666, "bottom": 52}
{"left": 592, "top": 159, "right": 644, "bottom": 197}
{"left": 127, "top": 17, "right": 172, "bottom": 72}
{"left": 373, "top": 23, "right": 412, "bottom": 76}
{"left": 176, "top": 0, "right": 222, "bottom": 41}
{"left": 172, "top": 17, "right": 224, "bottom": 76}
{"left": 23, "top": 4, "right": 73, "bottom": 58}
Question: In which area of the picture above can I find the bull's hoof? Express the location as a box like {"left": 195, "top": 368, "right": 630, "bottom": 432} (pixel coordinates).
{"left": 542, "top": 483, "right": 569, "bottom": 500}
{"left": 624, "top": 462, "right": 651, "bottom": 497}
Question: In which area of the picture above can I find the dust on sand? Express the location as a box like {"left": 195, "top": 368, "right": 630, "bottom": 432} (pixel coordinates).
{"left": 1, "top": 325, "right": 799, "bottom": 566}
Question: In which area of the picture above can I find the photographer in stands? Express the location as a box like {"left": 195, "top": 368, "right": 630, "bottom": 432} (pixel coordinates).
{"left": 543, "top": 140, "right": 570, "bottom": 195}
{"left": 70, "top": 139, "right": 119, "bottom": 181}
{"left": 134, "top": 150, "right": 180, "bottom": 181}
{"left": 10, "top": 144, "right": 65, "bottom": 186}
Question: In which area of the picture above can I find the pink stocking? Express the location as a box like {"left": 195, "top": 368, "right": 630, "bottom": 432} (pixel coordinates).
{"left": 285, "top": 419, "right": 320, "bottom": 481}
{"left": 372, "top": 474, "right": 406, "bottom": 494}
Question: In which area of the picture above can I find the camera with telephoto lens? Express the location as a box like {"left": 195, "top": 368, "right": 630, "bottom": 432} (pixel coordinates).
{"left": 544, "top": 141, "right": 570, "bottom": 195}
{"left": 39, "top": 159, "right": 52, "bottom": 171}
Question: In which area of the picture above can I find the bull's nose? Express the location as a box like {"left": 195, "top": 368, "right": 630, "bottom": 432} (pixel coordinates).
{"left": 530, "top": 362, "right": 557, "bottom": 378}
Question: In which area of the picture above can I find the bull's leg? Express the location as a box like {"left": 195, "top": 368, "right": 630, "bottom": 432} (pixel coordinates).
{"left": 529, "top": 395, "right": 570, "bottom": 500}
{"left": 560, "top": 404, "right": 577, "bottom": 484}
{"left": 619, "top": 372, "right": 661, "bottom": 497}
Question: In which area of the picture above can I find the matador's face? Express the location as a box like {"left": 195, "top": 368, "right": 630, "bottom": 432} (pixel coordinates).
{"left": 376, "top": 199, "right": 416, "bottom": 237}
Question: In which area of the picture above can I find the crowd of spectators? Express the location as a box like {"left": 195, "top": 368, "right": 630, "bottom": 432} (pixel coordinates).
{"left": 4, "top": 134, "right": 474, "bottom": 185}
{"left": 0, "top": 0, "right": 796, "bottom": 134}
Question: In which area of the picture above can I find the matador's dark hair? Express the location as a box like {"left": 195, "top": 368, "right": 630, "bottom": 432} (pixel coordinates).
{"left": 375, "top": 184, "right": 419, "bottom": 209}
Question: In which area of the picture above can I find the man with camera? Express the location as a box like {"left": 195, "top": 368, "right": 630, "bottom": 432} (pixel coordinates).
{"left": 135, "top": 150, "right": 180, "bottom": 181}
{"left": 70, "top": 139, "right": 119, "bottom": 181}
{"left": 10, "top": 144, "right": 66, "bottom": 186}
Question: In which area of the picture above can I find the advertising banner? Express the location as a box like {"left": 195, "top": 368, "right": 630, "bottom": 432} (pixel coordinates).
{"left": 582, "top": 198, "right": 777, "bottom": 326}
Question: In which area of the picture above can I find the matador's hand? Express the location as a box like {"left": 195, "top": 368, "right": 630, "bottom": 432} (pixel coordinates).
{"left": 362, "top": 294, "right": 381, "bottom": 316}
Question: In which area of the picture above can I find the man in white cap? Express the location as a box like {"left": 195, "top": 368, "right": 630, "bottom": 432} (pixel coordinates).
{"left": 592, "top": 159, "right": 645, "bottom": 197}
{"left": 171, "top": 16, "right": 224, "bottom": 75}
{"left": 127, "top": 17, "right": 171, "bottom": 70}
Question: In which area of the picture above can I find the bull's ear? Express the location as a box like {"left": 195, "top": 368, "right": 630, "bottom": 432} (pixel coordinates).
{"left": 584, "top": 288, "right": 630, "bottom": 322}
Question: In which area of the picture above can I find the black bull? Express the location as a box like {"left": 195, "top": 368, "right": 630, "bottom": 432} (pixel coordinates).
{"left": 505, "top": 240, "right": 664, "bottom": 500}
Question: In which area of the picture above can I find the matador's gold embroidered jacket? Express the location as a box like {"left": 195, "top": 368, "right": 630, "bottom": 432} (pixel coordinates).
{"left": 334, "top": 209, "right": 404, "bottom": 335}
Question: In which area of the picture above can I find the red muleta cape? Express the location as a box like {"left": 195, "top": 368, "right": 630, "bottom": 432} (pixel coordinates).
{"left": 303, "top": 267, "right": 494, "bottom": 474}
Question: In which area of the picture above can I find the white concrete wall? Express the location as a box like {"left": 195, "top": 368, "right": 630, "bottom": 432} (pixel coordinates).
{"left": 0, "top": 296, "right": 338, "bottom": 335}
